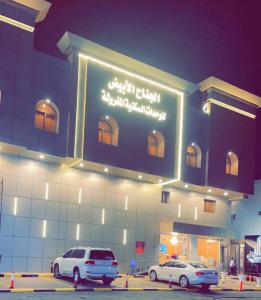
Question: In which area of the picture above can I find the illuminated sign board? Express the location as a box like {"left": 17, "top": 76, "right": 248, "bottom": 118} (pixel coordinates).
{"left": 76, "top": 53, "right": 184, "bottom": 181}
{"left": 101, "top": 77, "right": 167, "bottom": 121}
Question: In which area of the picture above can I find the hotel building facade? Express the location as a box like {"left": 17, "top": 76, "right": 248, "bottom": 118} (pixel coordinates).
{"left": 0, "top": 0, "right": 260, "bottom": 273}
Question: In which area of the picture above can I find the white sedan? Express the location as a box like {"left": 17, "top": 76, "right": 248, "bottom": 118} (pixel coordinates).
{"left": 149, "top": 261, "right": 218, "bottom": 288}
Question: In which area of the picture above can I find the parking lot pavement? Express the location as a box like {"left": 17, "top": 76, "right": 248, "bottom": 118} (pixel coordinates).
{"left": 0, "top": 274, "right": 260, "bottom": 291}
{"left": 0, "top": 291, "right": 261, "bottom": 300}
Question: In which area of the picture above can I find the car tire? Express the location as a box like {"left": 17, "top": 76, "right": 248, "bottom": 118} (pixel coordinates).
{"left": 103, "top": 278, "right": 113, "bottom": 285}
{"left": 54, "top": 264, "right": 60, "bottom": 278}
{"left": 73, "top": 267, "right": 81, "bottom": 284}
{"left": 179, "top": 275, "right": 189, "bottom": 288}
{"left": 201, "top": 283, "right": 210, "bottom": 289}
{"left": 149, "top": 270, "right": 158, "bottom": 282}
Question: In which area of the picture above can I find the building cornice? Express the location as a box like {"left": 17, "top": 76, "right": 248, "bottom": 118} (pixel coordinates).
{"left": 199, "top": 76, "right": 261, "bottom": 107}
{"left": 13, "top": 0, "right": 51, "bottom": 22}
{"left": 57, "top": 31, "right": 198, "bottom": 94}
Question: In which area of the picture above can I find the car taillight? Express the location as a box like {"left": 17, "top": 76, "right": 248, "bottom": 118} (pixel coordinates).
{"left": 112, "top": 261, "right": 118, "bottom": 266}
{"left": 195, "top": 271, "right": 204, "bottom": 275}
{"left": 85, "top": 260, "right": 95, "bottom": 265}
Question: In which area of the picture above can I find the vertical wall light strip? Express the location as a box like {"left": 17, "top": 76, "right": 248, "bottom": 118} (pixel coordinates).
{"left": 101, "top": 209, "right": 105, "bottom": 225}
{"left": 74, "top": 55, "right": 88, "bottom": 158}
{"left": 45, "top": 183, "right": 49, "bottom": 200}
{"left": 194, "top": 207, "right": 198, "bottom": 220}
{"left": 178, "top": 204, "right": 181, "bottom": 218}
{"left": 13, "top": 197, "right": 18, "bottom": 216}
{"left": 125, "top": 195, "right": 128, "bottom": 211}
{"left": 78, "top": 187, "right": 82, "bottom": 204}
{"left": 123, "top": 229, "right": 127, "bottom": 245}
{"left": 76, "top": 224, "right": 80, "bottom": 240}
{"left": 42, "top": 220, "right": 47, "bottom": 238}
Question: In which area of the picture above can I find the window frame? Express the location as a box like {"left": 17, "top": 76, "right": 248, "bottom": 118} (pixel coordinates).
{"left": 204, "top": 199, "right": 216, "bottom": 213}
{"left": 35, "top": 100, "right": 59, "bottom": 134}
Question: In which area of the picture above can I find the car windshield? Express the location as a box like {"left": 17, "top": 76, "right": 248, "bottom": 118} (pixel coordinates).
{"left": 89, "top": 250, "right": 115, "bottom": 260}
{"left": 189, "top": 263, "right": 208, "bottom": 268}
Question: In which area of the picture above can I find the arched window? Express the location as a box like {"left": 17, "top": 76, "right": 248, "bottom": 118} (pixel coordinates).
{"left": 186, "top": 143, "right": 202, "bottom": 168}
{"left": 147, "top": 130, "right": 165, "bottom": 158}
{"left": 98, "top": 116, "right": 119, "bottom": 146}
{"left": 35, "top": 100, "right": 59, "bottom": 133}
{"left": 225, "top": 152, "right": 239, "bottom": 176}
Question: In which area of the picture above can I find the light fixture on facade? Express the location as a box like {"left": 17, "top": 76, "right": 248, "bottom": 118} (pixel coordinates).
{"left": 158, "top": 179, "right": 163, "bottom": 183}
{"left": 46, "top": 99, "right": 50, "bottom": 104}
{"left": 123, "top": 229, "right": 127, "bottom": 245}
{"left": 78, "top": 187, "right": 82, "bottom": 204}
{"left": 178, "top": 204, "right": 181, "bottom": 218}
{"left": 191, "top": 142, "right": 195, "bottom": 146}
{"left": 184, "top": 184, "right": 188, "bottom": 188}
{"left": 39, "top": 154, "right": 45, "bottom": 159}
{"left": 228, "top": 152, "right": 232, "bottom": 155}
{"left": 76, "top": 224, "right": 80, "bottom": 241}
{"left": 105, "top": 115, "right": 109, "bottom": 120}
{"left": 13, "top": 197, "right": 18, "bottom": 216}
{"left": 101, "top": 209, "right": 105, "bottom": 225}
{"left": 170, "top": 235, "right": 178, "bottom": 246}
{"left": 104, "top": 167, "right": 109, "bottom": 173}
{"left": 45, "top": 183, "right": 49, "bottom": 200}
{"left": 224, "top": 191, "right": 228, "bottom": 196}
{"left": 125, "top": 195, "right": 128, "bottom": 211}
{"left": 0, "top": 15, "right": 34, "bottom": 32}
{"left": 79, "top": 162, "right": 84, "bottom": 167}
{"left": 138, "top": 175, "right": 143, "bottom": 179}
{"left": 194, "top": 207, "right": 198, "bottom": 220}
{"left": 208, "top": 188, "right": 212, "bottom": 193}
{"left": 42, "top": 220, "right": 47, "bottom": 238}
{"left": 152, "top": 130, "right": 156, "bottom": 134}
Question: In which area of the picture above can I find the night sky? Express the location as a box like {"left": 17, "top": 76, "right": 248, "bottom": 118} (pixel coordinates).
{"left": 35, "top": 0, "right": 261, "bottom": 96}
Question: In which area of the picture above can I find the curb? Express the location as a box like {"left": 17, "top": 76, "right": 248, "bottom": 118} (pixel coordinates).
{"left": 0, "top": 273, "right": 53, "bottom": 278}
{"left": 0, "top": 287, "right": 260, "bottom": 293}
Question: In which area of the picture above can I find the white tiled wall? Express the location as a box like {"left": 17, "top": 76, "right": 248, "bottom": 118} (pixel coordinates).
{"left": 0, "top": 153, "right": 230, "bottom": 272}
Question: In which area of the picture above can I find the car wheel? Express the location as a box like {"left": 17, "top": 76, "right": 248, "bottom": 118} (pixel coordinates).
{"left": 73, "top": 267, "right": 81, "bottom": 284}
{"left": 54, "top": 264, "right": 60, "bottom": 278}
{"left": 103, "top": 278, "right": 113, "bottom": 285}
{"left": 149, "top": 270, "right": 158, "bottom": 281}
{"left": 179, "top": 275, "right": 189, "bottom": 288}
{"left": 201, "top": 283, "right": 210, "bottom": 289}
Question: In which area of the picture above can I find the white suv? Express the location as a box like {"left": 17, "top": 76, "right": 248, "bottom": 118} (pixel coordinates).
{"left": 53, "top": 247, "right": 119, "bottom": 285}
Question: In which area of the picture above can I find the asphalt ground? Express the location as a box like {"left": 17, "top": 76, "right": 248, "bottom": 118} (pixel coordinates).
{"left": 0, "top": 291, "right": 261, "bottom": 300}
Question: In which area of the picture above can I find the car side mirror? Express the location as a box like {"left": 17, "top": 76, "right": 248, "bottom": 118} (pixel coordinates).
{"left": 159, "top": 264, "right": 163, "bottom": 267}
